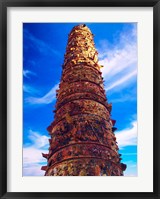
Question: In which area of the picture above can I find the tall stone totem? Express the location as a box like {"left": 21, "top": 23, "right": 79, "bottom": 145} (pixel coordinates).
{"left": 41, "top": 24, "right": 126, "bottom": 176}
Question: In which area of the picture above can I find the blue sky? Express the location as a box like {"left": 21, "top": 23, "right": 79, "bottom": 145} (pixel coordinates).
{"left": 23, "top": 23, "right": 137, "bottom": 176}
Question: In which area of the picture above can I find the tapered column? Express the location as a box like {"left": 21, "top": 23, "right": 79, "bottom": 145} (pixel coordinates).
{"left": 41, "top": 24, "right": 126, "bottom": 176}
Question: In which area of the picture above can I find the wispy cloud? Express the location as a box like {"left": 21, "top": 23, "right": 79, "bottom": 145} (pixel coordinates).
{"left": 116, "top": 121, "right": 137, "bottom": 148}
{"left": 23, "top": 84, "right": 40, "bottom": 95}
{"left": 123, "top": 160, "right": 137, "bottom": 176}
{"left": 106, "top": 69, "right": 137, "bottom": 91}
{"left": 99, "top": 24, "right": 137, "bottom": 92}
{"left": 23, "top": 130, "right": 49, "bottom": 176}
{"left": 110, "top": 92, "right": 136, "bottom": 104}
{"left": 27, "top": 129, "right": 49, "bottom": 149}
{"left": 25, "top": 83, "right": 59, "bottom": 105}
{"left": 23, "top": 147, "right": 48, "bottom": 176}
{"left": 23, "top": 70, "right": 36, "bottom": 79}
{"left": 24, "top": 29, "right": 61, "bottom": 57}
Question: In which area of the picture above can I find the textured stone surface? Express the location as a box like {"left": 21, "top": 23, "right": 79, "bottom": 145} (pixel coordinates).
{"left": 42, "top": 24, "right": 126, "bottom": 176}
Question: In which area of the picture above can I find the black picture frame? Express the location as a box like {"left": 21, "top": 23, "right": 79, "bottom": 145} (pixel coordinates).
{"left": 0, "top": 0, "right": 160, "bottom": 198}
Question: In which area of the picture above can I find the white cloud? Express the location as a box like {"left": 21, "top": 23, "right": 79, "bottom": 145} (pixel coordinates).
{"left": 27, "top": 129, "right": 49, "bottom": 149}
{"left": 23, "top": 147, "right": 48, "bottom": 176}
{"left": 123, "top": 160, "right": 137, "bottom": 177}
{"left": 110, "top": 92, "right": 136, "bottom": 104}
{"left": 23, "top": 163, "right": 45, "bottom": 176}
{"left": 105, "top": 69, "right": 137, "bottom": 91}
{"left": 116, "top": 121, "right": 137, "bottom": 148}
{"left": 23, "top": 130, "right": 49, "bottom": 176}
{"left": 23, "top": 84, "right": 39, "bottom": 95}
{"left": 23, "top": 147, "right": 47, "bottom": 164}
{"left": 99, "top": 25, "right": 137, "bottom": 92}
{"left": 25, "top": 83, "right": 59, "bottom": 105}
{"left": 23, "top": 70, "right": 36, "bottom": 78}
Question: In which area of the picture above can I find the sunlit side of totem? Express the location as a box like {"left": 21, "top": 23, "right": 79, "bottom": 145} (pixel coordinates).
{"left": 41, "top": 24, "right": 127, "bottom": 176}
